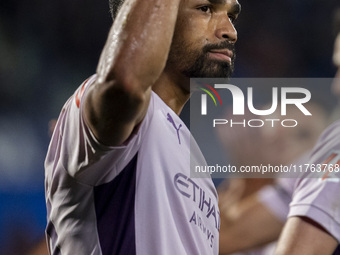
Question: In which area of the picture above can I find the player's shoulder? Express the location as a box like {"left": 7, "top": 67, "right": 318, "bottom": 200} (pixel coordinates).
{"left": 309, "top": 120, "right": 340, "bottom": 161}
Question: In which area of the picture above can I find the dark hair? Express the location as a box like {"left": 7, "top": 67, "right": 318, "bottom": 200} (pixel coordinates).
{"left": 109, "top": 0, "right": 125, "bottom": 20}
{"left": 334, "top": 8, "right": 340, "bottom": 35}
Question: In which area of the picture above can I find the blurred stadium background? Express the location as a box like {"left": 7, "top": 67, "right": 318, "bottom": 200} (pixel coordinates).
{"left": 0, "top": 0, "right": 339, "bottom": 253}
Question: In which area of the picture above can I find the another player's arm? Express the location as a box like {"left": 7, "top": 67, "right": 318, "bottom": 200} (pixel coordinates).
{"left": 275, "top": 216, "right": 338, "bottom": 255}
{"left": 219, "top": 194, "right": 283, "bottom": 255}
{"left": 84, "top": 0, "right": 181, "bottom": 146}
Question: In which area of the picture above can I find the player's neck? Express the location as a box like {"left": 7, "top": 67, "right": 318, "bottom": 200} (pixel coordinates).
{"left": 153, "top": 70, "right": 191, "bottom": 115}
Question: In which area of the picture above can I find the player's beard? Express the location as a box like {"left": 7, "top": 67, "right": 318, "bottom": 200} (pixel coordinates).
{"left": 168, "top": 40, "right": 236, "bottom": 78}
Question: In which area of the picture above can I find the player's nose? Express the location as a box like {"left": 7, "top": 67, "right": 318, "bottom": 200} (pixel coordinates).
{"left": 215, "top": 15, "right": 237, "bottom": 43}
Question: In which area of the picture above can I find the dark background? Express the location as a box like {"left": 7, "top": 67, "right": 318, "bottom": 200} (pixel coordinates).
{"left": 0, "top": 0, "right": 339, "bottom": 253}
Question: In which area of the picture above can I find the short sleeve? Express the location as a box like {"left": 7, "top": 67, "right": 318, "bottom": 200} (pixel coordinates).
{"left": 45, "top": 75, "right": 153, "bottom": 186}
{"left": 288, "top": 175, "right": 340, "bottom": 242}
{"left": 287, "top": 121, "right": 340, "bottom": 242}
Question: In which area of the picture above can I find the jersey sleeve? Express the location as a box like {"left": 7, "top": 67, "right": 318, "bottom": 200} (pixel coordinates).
{"left": 289, "top": 176, "right": 340, "bottom": 242}
{"left": 45, "top": 75, "right": 153, "bottom": 186}
{"left": 288, "top": 121, "right": 340, "bottom": 243}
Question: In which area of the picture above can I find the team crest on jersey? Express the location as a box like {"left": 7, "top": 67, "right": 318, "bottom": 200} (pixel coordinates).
{"left": 320, "top": 151, "right": 340, "bottom": 183}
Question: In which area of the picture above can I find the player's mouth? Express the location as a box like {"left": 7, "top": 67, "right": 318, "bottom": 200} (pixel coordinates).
{"left": 208, "top": 49, "right": 233, "bottom": 63}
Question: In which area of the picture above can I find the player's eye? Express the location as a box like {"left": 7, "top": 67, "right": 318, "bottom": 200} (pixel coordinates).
{"left": 228, "top": 15, "right": 237, "bottom": 24}
{"left": 197, "top": 5, "right": 212, "bottom": 13}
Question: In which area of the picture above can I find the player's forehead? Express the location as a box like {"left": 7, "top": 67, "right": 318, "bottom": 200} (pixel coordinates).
{"left": 334, "top": 34, "right": 340, "bottom": 67}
